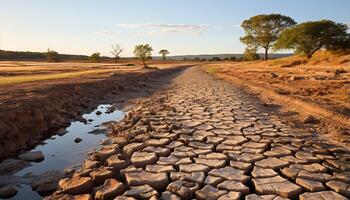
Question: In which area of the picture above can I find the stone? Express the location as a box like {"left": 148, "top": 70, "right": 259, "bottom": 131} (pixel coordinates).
{"left": 179, "top": 163, "right": 210, "bottom": 173}
{"left": 83, "top": 159, "right": 100, "bottom": 170}
{"left": 253, "top": 176, "right": 302, "bottom": 198}
{"left": 170, "top": 172, "right": 206, "bottom": 185}
{"left": 143, "top": 146, "right": 171, "bottom": 157}
{"left": 198, "top": 152, "right": 227, "bottom": 160}
{"left": 204, "top": 175, "right": 224, "bottom": 186}
{"left": 245, "top": 194, "right": 289, "bottom": 200}
{"left": 90, "top": 168, "right": 114, "bottom": 186}
{"left": 123, "top": 184, "right": 158, "bottom": 200}
{"left": 95, "top": 179, "right": 125, "bottom": 200}
{"left": 145, "top": 164, "right": 175, "bottom": 173}
{"left": 195, "top": 185, "right": 227, "bottom": 200}
{"left": 160, "top": 191, "right": 181, "bottom": 200}
{"left": 93, "top": 147, "right": 118, "bottom": 162}
{"left": 45, "top": 194, "right": 92, "bottom": 200}
{"left": 146, "top": 138, "right": 170, "bottom": 147}
{"left": 326, "top": 181, "right": 350, "bottom": 197}
{"left": 131, "top": 151, "right": 158, "bottom": 168}
{"left": 31, "top": 170, "right": 64, "bottom": 195}
{"left": 105, "top": 154, "right": 129, "bottom": 171}
{"left": 296, "top": 178, "right": 325, "bottom": 192}
{"left": 125, "top": 170, "right": 169, "bottom": 191}
{"left": 18, "top": 151, "right": 45, "bottom": 162}
{"left": 59, "top": 176, "right": 93, "bottom": 195}
{"left": 229, "top": 161, "right": 252, "bottom": 172}
{"left": 300, "top": 191, "right": 348, "bottom": 200}
{"left": 166, "top": 180, "right": 199, "bottom": 199}
{"left": 217, "top": 192, "right": 241, "bottom": 200}
{"left": 194, "top": 158, "right": 226, "bottom": 168}
{"left": 295, "top": 151, "right": 320, "bottom": 163}
{"left": 114, "top": 196, "right": 136, "bottom": 200}
{"left": 74, "top": 137, "right": 82, "bottom": 143}
{"left": 251, "top": 166, "right": 278, "bottom": 178}
{"left": 188, "top": 142, "right": 214, "bottom": 150}
{"left": 209, "top": 167, "right": 250, "bottom": 183}
{"left": 0, "top": 186, "right": 17, "bottom": 199}
{"left": 229, "top": 153, "right": 265, "bottom": 163}
{"left": 123, "top": 143, "right": 145, "bottom": 157}
{"left": 0, "top": 158, "right": 28, "bottom": 174}
{"left": 255, "top": 157, "right": 289, "bottom": 170}
{"left": 302, "top": 115, "right": 320, "bottom": 124}
{"left": 263, "top": 147, "right": 292, "bottom": 157}
{"left": 217, "top": 180, "right": 249, "bottom": 194}
{"left": 157, "top": 156, "right": 180, "bottom": 165}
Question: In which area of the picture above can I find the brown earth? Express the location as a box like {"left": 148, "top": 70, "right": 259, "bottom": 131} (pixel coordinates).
{"left": 0, "top": 61, "right": 192, "bottom": 160}
{"left": 203, "top": 51, "right": 350, "bottom": 144}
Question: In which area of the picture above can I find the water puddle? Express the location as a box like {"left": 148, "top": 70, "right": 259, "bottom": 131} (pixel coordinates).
{"left": 0, "top": 104, "right": 124, "bottom": 199}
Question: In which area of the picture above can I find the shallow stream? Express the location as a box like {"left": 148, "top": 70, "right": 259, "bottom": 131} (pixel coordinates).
{"left": 0, "top": 104, "right": 124, "bottom": 199}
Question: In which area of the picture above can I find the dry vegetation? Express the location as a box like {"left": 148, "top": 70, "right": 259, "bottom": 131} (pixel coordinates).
{"left": 203, "top": 51, "right": 350, "bottom": 143}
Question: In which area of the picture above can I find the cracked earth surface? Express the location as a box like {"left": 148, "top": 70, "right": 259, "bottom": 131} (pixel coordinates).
{"left": 48, "top": 66, "right": 350, "bottom": 200}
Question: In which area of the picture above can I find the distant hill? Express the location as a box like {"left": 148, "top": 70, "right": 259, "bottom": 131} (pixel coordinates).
{"left": 0, "top": 49, "right": 90, "bottom": 61}
{"left": 159, "top": 53, "right": 293, "bottom": 60}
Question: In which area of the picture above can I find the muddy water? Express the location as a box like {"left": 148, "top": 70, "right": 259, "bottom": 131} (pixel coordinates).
{"left": 0, "top": 104, "right": 124, "bottom": 200}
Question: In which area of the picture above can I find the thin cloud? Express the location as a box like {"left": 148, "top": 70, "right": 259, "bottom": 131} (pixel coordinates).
{"left": 231, "top": 24, "right": 241, "bottom": 28}
{"left": 116, "top": 23, "right": 211, "bottom": 35}
{"left": 95, "top": 30, "right": 114, "bottom": 37}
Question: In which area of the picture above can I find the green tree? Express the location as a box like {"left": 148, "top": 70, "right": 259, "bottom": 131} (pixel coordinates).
{"left": 111, "top": 44, "right": 123, "bottom": 63}
{"left": 240, "top": 14, "right": 296, "bottom": 60}
{"left": 90, "top": 52, "right": 101, "bottom": 62}
{"left": 46, "top": 49, "right": 59, "bottom": 62}
{"left": 243, "top": 48, "right": 260, "bottom": 61}
{"left": 159, "top": 49, "right": 169, "bottom": 60}
{"left": 274, "top": 20, "right": 350, "bottom": 58}
{"left": 134, "top": 44, "right": 153, "bottom": 68}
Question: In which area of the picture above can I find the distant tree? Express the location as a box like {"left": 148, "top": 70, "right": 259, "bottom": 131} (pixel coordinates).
{"left": 274, "top": 20, "right": 350, "bottom": 58}
{"left": 134, "top": 44, "right": 153, "bottom": 68}
{"left": 243, "top": 48, "right": 260, "bottom": 61}
{"left": 111, "top": 44, "right": 123, "bottom": 63}
{"left": 240, "top": 14, "right": 296, "bottom": 60}
{"left": 46, "top": 49, "right": 59, "bottom": 62}
{"left": 211, "top": 57, "right": 222, "bottom": 61}
{"left": 230, "top": 56, "right": 236, "bottom": 61}
{"left": 90, "top": 52, "right": 101, "bottom": 62}
{"left": 159, "top": 49, "right": 169, "bottom": 60}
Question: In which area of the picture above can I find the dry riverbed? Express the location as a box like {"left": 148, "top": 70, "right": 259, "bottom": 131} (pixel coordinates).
{"left": 45, "top": 66, "right": 350, "bottom": 200}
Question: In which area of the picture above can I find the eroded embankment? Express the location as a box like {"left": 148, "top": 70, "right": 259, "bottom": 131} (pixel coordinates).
{"left": 0, "top": 66, "right": 188, "bottom": 160}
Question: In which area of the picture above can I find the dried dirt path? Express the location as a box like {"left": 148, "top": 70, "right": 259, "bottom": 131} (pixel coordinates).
{"left": 48, "top": 66, "right": 350, "bottom": 200}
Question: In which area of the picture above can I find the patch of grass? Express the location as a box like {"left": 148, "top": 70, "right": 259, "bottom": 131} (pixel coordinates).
{"left": 0, "top": 69, "right": 114, "bottom": 85}
{"left": 206, "top": 66, "right": 217, "bottom": 74}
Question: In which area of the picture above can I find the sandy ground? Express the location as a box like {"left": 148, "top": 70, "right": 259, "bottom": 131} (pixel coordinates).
{"left": 203, "top": 52, "right": 350, "bottom": 143}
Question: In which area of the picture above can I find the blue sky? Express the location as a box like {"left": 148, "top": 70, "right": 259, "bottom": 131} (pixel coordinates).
{"left": 1, "top": 0, "right": 349, "bottom": 56}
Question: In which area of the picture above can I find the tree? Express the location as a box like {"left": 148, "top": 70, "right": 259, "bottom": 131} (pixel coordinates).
{"left": 243, "top": 47, "right": 260, "bottom": 61}
{"left": 159, "top": 49, "right": 169, "bottom": 60}
{"left": 46, "top": 49, "right": 59, "bottom": 62}
{"left": 240, "top": 14, "right": 296, "bottom": 60}
{"left": 111, "top": 44, "right": 123, "bottom": 63}
{"left": 134, "top": 44, "right": 153, "bottom": 68}
{"left": 274, "top": 20, "right": 350, "bottom": 58}
{"left": 90, "top": 52, "right": 101, "bottom": 62}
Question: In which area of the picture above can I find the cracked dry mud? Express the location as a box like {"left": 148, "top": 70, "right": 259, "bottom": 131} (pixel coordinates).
{"left": 47, "top": 67, "right": 350, "bottom": 200}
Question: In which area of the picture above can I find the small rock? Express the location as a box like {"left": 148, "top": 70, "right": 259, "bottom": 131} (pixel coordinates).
{"left": 74, "top": 137, "right": 82, "bottom": 143}
{"left": 59, "top": 176, "right": 93, "bottom": 195}
{"left": 302, "top": 115, "right": 320, "bottom": 124}
{"left": 195, "top": 185, "right": 227, "bottom": 200}
{"left": 271, "top": 72, "right": 278, "bottom": 78}
{"left": 18, "top": 151, "right": 45, "bottom": 162}
{"left": 96, "top": 111, "right": 102, "bottom": 115}
{"left": 95, "top": 179, "right": 125, "bottom": 200}
{"left": 123, "top": 184, "right": 158, "bottom": 199}
{"left": 0, "top": 186, "right": 17, "bottom": 199}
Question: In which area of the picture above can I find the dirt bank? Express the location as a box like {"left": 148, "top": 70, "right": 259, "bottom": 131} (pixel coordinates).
{"left": 0, "top": 65, "right": 189, "bottom": 160}
{"left": 203, "top": 52, "right": 350, "bottom": 144}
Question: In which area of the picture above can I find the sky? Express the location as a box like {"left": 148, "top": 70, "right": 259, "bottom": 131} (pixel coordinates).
{"left": 1, "top": 0, "right": 350, "bottom": 57}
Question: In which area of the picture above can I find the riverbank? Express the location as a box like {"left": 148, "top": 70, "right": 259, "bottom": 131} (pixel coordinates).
{"left": 0, "top": 63, "right": 189, "bottom": 160}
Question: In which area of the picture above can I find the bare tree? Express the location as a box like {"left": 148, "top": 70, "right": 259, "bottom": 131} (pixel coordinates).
{"left": 111, "top": 44, "right": 123, "bottom": 63}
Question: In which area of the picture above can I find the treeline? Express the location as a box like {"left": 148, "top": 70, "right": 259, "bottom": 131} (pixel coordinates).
{"left": 240, "top": 14, "right": 350, "bottom": 61}
{"left": 0, "top": 49, "right": 89, "bottom": 61}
